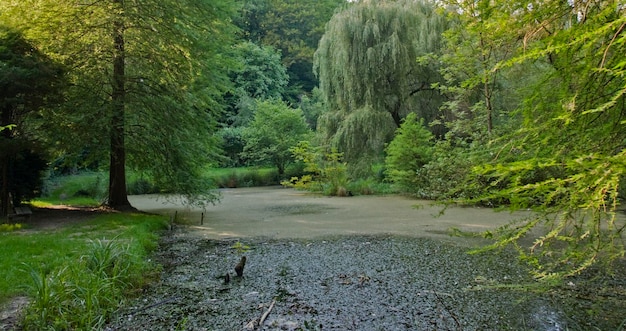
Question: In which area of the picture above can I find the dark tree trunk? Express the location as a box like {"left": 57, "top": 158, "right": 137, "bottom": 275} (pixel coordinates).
{"left": 0, "top": 153, "right": 8, "bottom": 218}
{"left": 107, "top": 15, "right": 132, "bottom": 210}
{"left": 1, "top": 106, "right": 12, "bottom": 217}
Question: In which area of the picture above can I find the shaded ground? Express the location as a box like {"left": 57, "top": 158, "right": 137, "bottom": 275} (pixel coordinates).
{"left": 17, "top": 205, "right": 106, "bottom": 230}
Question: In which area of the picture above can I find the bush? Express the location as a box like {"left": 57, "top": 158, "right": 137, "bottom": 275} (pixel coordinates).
{"left": 384, "top": 114, "right": 434, "bottom": 196}
{"left": 283, "top": 141, "right": 350, "bottom": 196}
{"left": 207, "top": 167, "right": 283, "bottom": 188}
{"left": 127, "top": 178, "right": 159, "bottom": 195}
{"left": 40, "top": 171, "right": 105, "bottom": 205}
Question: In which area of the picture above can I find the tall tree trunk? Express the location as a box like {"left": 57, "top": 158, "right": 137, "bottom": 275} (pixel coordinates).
{"left": 1, "top": 106, "right": 12, "bottom": 217}
{"left": 0, "top": 152, "right": 8, "bottom": 218}
{"left": 484, "top": 79, "right": 493, "bottom": 134}
{"left": 480, "top": 36, "right": 494, "bottom": 135}
{"left": 108, "top": 15, "right": 132, "bottom": 210}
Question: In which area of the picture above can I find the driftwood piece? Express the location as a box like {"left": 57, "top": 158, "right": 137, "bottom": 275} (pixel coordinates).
{"left": 259, "top": 299, "right": 276, "bottom": 327}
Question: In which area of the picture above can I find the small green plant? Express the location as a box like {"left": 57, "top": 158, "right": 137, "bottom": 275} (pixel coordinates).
{"left": 231, "top": 241, "right": 251, "bottom": 254}
{"left": 0, "top": 212, "right": 167, "bottom": 328}
{"left": 84, "top": 238, "right": 132, "bottom": 283}
{"left": 0, "top": 223, "right": 22, "bottom": 232}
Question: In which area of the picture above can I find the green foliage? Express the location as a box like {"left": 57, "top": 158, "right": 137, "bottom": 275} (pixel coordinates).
{"left": 242, "top": 99, "right": 312, "bottom": 175}
{"left": 221, "top": 41, "right": 290, "bottom": 132}
{"left": 39, "top": 172, "right": 105, "bottom": 206}
{"left": 237, "top": 0, "right": 346, "bottom": 99}
{"left": 283, "top": 141, "right": 349, "bottom": 196}
{"left": 298, "top": 87, "right": 327, "bottom": 130}
{"left": 206, "top": 166, "right": 286, "bottom": 188}
{"left": 0, "top": 26, "right": 66, "bottom": 215}
{"left": 9, "top": 148, "right": 49, "bottom": 205}
{"left": 385, "top": 113, "right": 434, "bottom": 195}
{"left": 0, "top": 223, "right": 22, "bottom": 232}
{"left": 232, "top": 41, "right": 289, "bottom": 101}
{"left": 441, "top": 0, "right": 626, "bottom": 278}
{"left": 437, "top": 0, "right": 520, "bottom": 135}
{"left": 0, "top": 25, "right": 66, "bottom": 115}
{"left": 217, "top": 127, "right": 247, "bottom": 167}
{"left": 231, "top": 241, "right": 251, "bottom": 254}
{"left": 126, "top": 177, "right": 160, "bottom": 195}
{"left": 315, "top": 0, "right": 448, "bottom": 165}
{"left": 1, "top": 0, "right": 239, "bottom": 208}
{"left": 472, "top": 153, "right": 626, "bottom": 279}
{"left": 21, "top": 238, "right": 146, "bottom": 329}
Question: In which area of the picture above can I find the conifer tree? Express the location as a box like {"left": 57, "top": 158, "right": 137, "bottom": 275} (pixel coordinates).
{"left": 1, "top": 0, "right": 239, "bottom": 209}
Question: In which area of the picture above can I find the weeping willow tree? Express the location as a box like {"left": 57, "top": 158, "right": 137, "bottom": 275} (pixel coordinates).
{"left": 314, "top": 0, "right": 448, "bottom": 169}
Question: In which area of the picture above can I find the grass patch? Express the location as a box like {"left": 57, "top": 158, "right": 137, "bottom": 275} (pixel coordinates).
{"left": 0, "top": 212, "right": 168, "bottom": 329}
{"left": 205, "top": 165, "right": 304, "bottom": 188}
{"left": 206, "top": 167, "right": 278, "bottom": 188}
{"left": 40, "top": 171, "right": 105, "bottom": 206}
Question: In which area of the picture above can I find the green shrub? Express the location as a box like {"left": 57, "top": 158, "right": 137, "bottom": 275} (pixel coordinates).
{"left": 384, "top": 113, "right": 434, "bottom": 196}
{"left": 127, "top": 178, "right": 159, "bottom": 195}
{"left": 283, "top": 141, "right": 349, "bottom": 196}
{"left": 205, "top": 166, "right": 307, "bottom": 188}
{"left": 0, "top": 223, "right": 22, "bottom": 232}
{"left": 40, "top": 171, "right": 105, "bottom": 205}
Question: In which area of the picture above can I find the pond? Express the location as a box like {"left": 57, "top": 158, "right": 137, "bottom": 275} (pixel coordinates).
{"left": 108, "top": 187, "right": 624, "bottom": 330}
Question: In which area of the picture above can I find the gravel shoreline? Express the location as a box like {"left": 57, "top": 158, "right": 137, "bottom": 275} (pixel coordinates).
{"left": 106, "top": 230, "right": 564, "bottom": 330}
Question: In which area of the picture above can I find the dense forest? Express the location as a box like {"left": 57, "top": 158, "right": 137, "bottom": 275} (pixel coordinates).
{"left": 1, "top": 0, "right": 625, "bottom": 278}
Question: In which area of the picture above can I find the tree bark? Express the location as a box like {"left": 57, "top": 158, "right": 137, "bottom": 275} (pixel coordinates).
{"left": 107, "top": 15, "right": 132, "bottom": 210}
{"left": 1, "top": 106, "right": 12, "bottom": 217}
{"left": 0, "top": 152, "right": 8, "bottom": 218}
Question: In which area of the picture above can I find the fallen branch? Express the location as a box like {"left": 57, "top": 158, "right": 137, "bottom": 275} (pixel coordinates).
{"left": 129, "top": 296, "right": 179, "bottom": 315}
{"left": 259, "top": 299, "right": 276, "bottom": 327}
{"left": 432, "top": 291, "right": 462, "bottom": 330}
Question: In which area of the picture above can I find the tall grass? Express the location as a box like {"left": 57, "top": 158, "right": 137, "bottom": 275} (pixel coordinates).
{"left": 36, "top": 166, "right": 303, "bottom": 206}
{"left": 206, "top": 167, "right": 280, "bottom": 188}
{"left": 39, "top": 171, "right": 105, "bottom": 206}
{"left": 0, "top": 213, "right": 168, "bottom": 329}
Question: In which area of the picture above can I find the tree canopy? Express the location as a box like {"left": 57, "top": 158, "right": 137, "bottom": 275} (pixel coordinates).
{"left": 438, "top": 0, "right": 626, "bottom": 278}
{"left": 0, "top": 26, "right": 66, "bottom": 216}
{"left": 0, "top": 0, "right": 239, "bottom": 209}
{"left": 237, "top": 0, "right": 346, "bottom": 100}
{"left": 242, "top": 99, "right": 311, "bottom": 175}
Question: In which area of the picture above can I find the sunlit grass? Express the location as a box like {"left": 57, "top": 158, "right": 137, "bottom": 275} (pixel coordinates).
{"left": 0, "top": 211, "right": 168, "bottom": 326}
{"left": 38, "top": 171, "right": 105, "bottom": 206}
